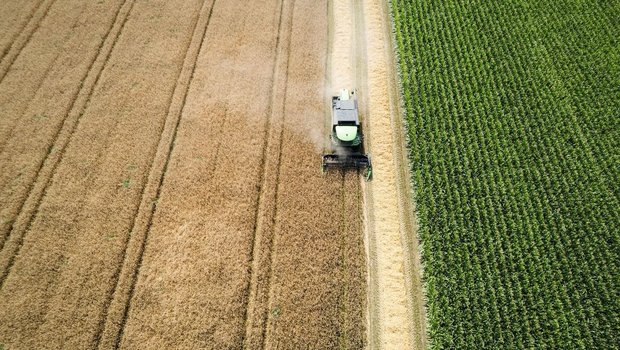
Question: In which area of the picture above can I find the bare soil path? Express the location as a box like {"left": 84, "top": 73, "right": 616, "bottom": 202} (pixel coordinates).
{"left": 337, "top": 0, "right": 428, "bottom": 348}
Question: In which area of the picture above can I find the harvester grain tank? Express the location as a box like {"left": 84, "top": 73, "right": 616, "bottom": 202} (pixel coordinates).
{"left": 322, "top": 89, "right": 372, "bottom": 180}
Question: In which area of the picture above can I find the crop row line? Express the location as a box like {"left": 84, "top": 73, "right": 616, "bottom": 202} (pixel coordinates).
{"left": 391, "top": 0, "right": 619, "bottom": 348}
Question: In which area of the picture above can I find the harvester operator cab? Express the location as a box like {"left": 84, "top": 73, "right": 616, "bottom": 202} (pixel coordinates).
{"left": 332, "top": 90, "right": 361, "bottom": 147}
{"left": 322, "top": 89, "right": 372, "bottom": 180}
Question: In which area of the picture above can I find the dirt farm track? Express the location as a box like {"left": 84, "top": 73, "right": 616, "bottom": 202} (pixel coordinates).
{"left": 0, "top": 0, "right": 424, "bottom": 349}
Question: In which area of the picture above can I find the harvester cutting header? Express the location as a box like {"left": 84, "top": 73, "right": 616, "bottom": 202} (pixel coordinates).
{"left": 322, "top": 89, "right": 372, "bottom": 180}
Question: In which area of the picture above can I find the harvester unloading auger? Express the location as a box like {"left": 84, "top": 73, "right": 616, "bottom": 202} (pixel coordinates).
{"left": 322, "top": 89, "right": 372, "bottom": 180}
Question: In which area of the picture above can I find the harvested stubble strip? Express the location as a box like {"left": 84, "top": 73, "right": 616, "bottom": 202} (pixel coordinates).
{"left": 341, "top": 171, "right": 366, "bottom": 349}
{"left": 0, "top": 0, "right": 127, "bottom": 249}
{"left": 0, "top": 0, "right": 41, "bottom": 60}
{"left": 116, "top": 0, "right": 283, "bottom": 348}
{"left": 0, "top": 0, "right": 206, "bottom": 348}
{"left": 261, "top": 0, "right": 366, "bottom": 348}
{"left": 361, "top": 0, "right": 426, "bottom": 347}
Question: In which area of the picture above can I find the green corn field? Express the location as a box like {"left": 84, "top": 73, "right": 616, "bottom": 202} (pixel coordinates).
{"left": 391, "top": 0, "right": 619, "bottom": 348}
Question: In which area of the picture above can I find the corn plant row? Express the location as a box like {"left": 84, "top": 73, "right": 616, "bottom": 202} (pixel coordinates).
{"left": 390, "top": 0, "right": 619, "bottom": 348}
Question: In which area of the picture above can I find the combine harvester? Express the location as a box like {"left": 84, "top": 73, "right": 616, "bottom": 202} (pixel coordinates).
{"left": 322, "top": 89, "right": 372, "bottom": 180}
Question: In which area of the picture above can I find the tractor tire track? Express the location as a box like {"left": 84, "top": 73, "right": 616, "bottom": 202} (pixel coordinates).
{"left": 94, "top": 0, "right": 217, "bottom": 347}
{"left": 0, "top": 0, "right": 136, "bottom": 286}
{"left": 260, "top": 0, "right": 366, "bottom": 348}
{"left": 0, "top": 0, "right": 45, "bottom": 61}
{"left": 0, "top": 0, "right": 208, "bottom": 347}
{"left": 115, "top": 0, "right": 286, "bottom": 348}
{"left": 0, "top": 0, "right": 58, "bottom": 83}
{"left": 241, "top": 0, "right": 294, "bottom": 347}
{"left": 0, "top": 0, "right": 134, "bottom": 251}
{"left": 0, "top": 0, "right": 90, "bottom": 157}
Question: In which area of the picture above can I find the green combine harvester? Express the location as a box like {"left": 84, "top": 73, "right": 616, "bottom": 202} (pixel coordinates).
{"left": 322, "top": 89, "right": 372, "bottom": 180}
